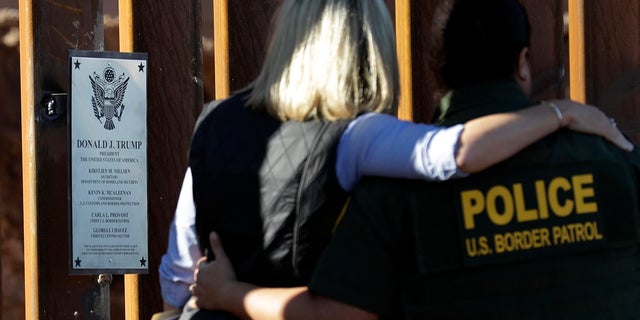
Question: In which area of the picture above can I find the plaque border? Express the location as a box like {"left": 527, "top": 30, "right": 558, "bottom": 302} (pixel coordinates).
{"left": 68, "top": 50, "right": 149, "bottom": 275}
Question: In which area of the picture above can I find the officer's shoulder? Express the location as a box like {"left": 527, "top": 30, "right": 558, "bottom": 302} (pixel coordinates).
{"left": 355, "top": 176, "right": 424, "bottom": 194}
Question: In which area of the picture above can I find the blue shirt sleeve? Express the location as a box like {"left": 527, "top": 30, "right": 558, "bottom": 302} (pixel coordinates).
{"left": 158, "top": 168, "right": 202, "bottom": 308}
{"left": 336, "top": 113, "right": 468, "bottom": 191}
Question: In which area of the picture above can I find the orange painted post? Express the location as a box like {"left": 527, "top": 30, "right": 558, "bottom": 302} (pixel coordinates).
{"left": 19, "top": 0, "right": 38, "bottom": 319}
{"left": 395, "top": 0, "right": 413, "bottom": 121}
{"left": 213, "top": 0, "right": 230, "bottom": 99}
{"left": 119, "top": 0, "right": 134, "bottom": 52}
{"left": 118, "top": 0, "right": 203, "bottom": 317}
{"left": 568, "top": 0, "right": 586, "bottom": 103}
{"left": 124, "top": 275, "right": 140, "bottom": 320}
{"left": 20, "top": 0, "right": 106, "bottom": 318}
{"left": 118, "top": 1, "right": 141, "bottom": 318}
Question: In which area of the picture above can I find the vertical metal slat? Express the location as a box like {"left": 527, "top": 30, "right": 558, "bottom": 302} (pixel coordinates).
{"left": 395, "top": 0, "right": 413, "bottom": 121}
{"left": 213, "top": 0, "right": 230, "bottom": 100}
{"left": 19, "top": 0, "right": 39, "bottom": 317}
{"left": 569, "top": 0, "right": 586, "bottom": 103}
{"left": 118, "top": 0, "right": 140, "bottom": 318}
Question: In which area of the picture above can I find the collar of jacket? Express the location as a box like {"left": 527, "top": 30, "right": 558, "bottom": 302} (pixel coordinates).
{"left": 435, "top": 80, "right": 534, "bottom": 126}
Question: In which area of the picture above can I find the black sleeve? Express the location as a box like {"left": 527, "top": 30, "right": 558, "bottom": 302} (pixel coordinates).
{"left": 308, "top": 178, "right": 408, "bottom": 317}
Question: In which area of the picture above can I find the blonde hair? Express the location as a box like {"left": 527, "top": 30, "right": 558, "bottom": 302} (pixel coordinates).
{"left": 247, "top": 0, "right": 400, "bottom": 121}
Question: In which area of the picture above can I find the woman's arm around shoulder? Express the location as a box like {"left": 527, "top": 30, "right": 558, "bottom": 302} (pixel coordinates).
{"left": 336, "top": 113, "right": 465, "bottom": 191}
{"left": 337, "top": 100, "right": 633, "bottom": 190}
{"left": 457, "top": 100, "right": 632, "bottom": 172}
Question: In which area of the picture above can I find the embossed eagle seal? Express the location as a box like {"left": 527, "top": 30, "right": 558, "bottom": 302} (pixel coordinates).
{"left": 89, "top": 66, "right": 130, "bottom": 130}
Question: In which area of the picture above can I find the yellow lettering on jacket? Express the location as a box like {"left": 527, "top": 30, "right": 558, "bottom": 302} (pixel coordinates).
{"left": 461, "top": 174, "right": 598, "bottom": 230}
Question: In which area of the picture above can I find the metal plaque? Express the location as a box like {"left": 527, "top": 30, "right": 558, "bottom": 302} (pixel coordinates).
{"left": 68, "top": 50, "right": 148, "bottom": 274}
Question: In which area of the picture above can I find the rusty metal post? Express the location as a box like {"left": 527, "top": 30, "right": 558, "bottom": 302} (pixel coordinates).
{"left": 117, "top": 0, "right": 204, "bottom": 317}
{"left": 94, "top": 274, "right": 113, "bottom": 320}
{"left": 20, "top": 0, "right": 106, "bottom": 318}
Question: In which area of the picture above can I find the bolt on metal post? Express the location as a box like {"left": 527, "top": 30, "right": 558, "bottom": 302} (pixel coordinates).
{"left": 93, "top": 273, "right": 113, "bottom": 320}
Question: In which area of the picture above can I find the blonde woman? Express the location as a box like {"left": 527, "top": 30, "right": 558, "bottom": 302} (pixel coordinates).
{"left": 158, "top": 0, "right": 631, "bottom": 318}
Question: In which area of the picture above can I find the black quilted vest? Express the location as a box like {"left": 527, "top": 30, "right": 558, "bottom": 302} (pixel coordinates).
{"left": 189, "top": 92, "right": 349, "bottom": 287}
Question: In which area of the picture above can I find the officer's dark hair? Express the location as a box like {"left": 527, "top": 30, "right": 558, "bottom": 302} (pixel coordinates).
{"left": 430, "top": 0, "right": 531, "bottom": 92}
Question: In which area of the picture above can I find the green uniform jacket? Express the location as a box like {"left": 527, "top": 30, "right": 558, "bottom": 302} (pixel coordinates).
{"left": 309, "top": 81, "right": 640, "bottom": 319}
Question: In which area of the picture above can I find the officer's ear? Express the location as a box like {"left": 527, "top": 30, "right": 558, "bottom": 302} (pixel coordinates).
{"left": 515, "top": 47, "right": 532, "bottom": 96}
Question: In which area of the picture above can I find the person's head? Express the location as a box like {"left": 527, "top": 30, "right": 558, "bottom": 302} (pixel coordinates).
{"left": 247, "top": 0, "right": 400, "bottom": 121}
{"left": 430, "top": 0, "right": 532, "bottom": 95}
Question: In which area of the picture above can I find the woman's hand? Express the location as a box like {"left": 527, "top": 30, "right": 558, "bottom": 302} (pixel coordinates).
{"left": 190, "top": 232, "right": 237, "bottom": 310}
{"left": 188, "top": 233, "right": 377, "bottom": 319}
{"left": 457, "top": 99, "right": 634, "bottom": 173}
{"left": 553, "top": 100, "right": 634, "bottom": 151}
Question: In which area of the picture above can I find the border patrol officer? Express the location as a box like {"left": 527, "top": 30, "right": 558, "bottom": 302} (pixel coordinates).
{"left": 307, "top": 0, "right": 640, "bottom": 318}
{"left": 178, "top": 1, "right": 639, "bottom": 319}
